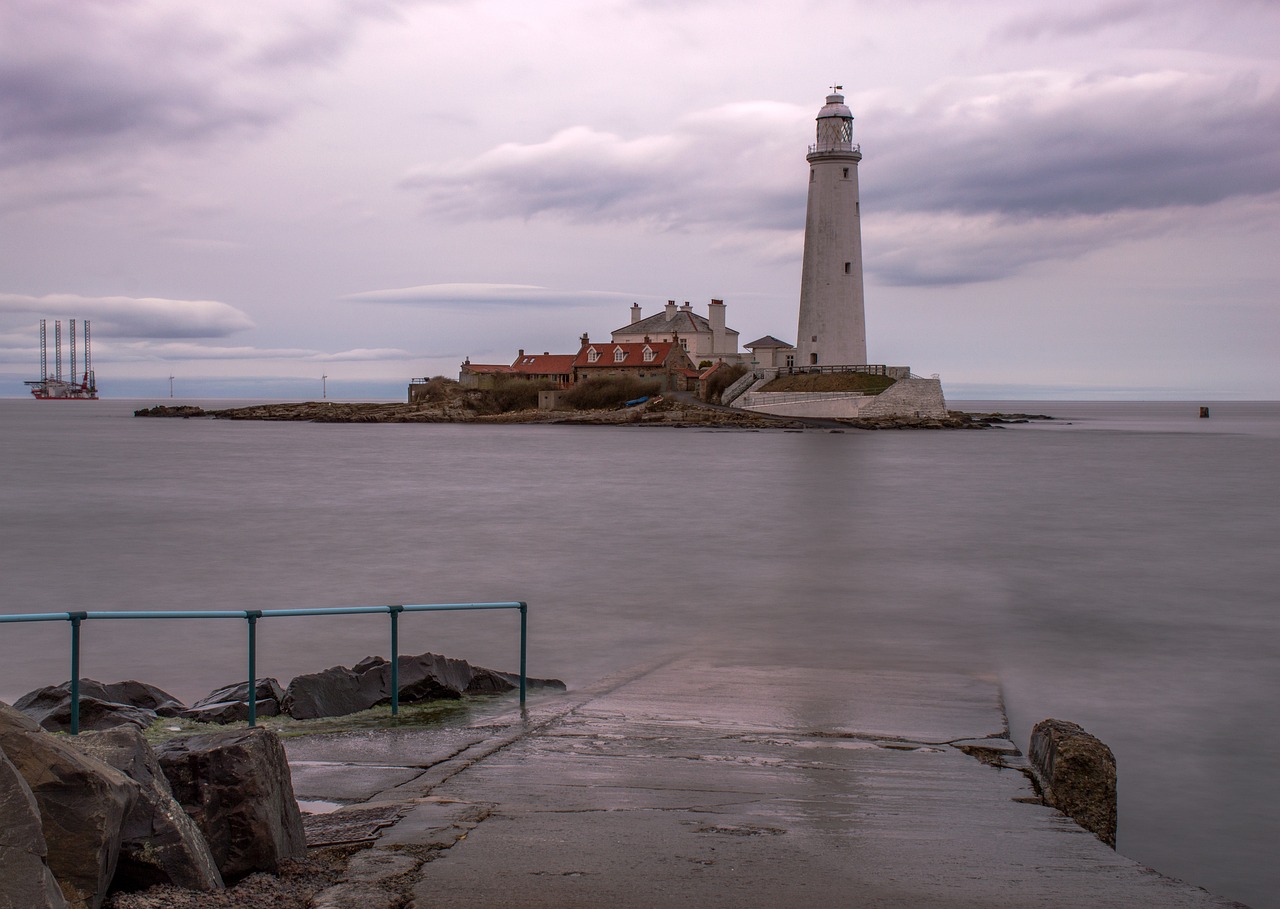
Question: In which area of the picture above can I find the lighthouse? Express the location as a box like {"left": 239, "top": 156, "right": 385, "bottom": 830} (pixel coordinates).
{"left": 796, "top": 88, "right": 866, "bottom": 367}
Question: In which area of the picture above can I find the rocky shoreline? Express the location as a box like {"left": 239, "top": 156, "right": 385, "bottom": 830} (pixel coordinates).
{"left": 134, "top": 399, "right": 1054, "bottom": 431}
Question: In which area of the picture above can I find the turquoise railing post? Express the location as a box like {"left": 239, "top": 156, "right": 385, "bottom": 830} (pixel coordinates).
{"left": 245, "top": 610, "right": 261, "bottom": 728}
{"left": 69, "top": 612, "right": 87, "bottom": 735}
{"left": 518, "top": 601, "right": 527, "bottom": 708}
{"left": 389, "top": 605, "right": 403, "bottom": 716}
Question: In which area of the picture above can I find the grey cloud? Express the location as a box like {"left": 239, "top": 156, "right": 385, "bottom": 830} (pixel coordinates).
{"left": 114, "top": 342, "right": 316, "bottom": 361}
{"left": 866, "top": 71, "right": 1280, "bottom": 218}
{"left": 347, "top": 283, "right": 638, "bottom": 308}
{"left": 310, "top": 348, "right": 415, "bottom": 362}
{"left": 0, "top": 0, "right": 418, "bottom": 170}
{"left": 864, "top": 209, "right": 1158, "bottom": 286}
{"left": 997, "top": 0, "right": 1153, "bottom": 41}
{"left": 402, "top": 103, "right": 808, "bottom": 232}
{"left": 0, "top": 294, "right": 254, "bottom": 339}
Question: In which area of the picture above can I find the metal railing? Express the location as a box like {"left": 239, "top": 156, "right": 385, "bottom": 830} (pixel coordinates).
{"left": 779, "top": 364, "right": 892, "bottom": 376}
{"left": 0, "top": 601, "right": 527, "bottom": 734}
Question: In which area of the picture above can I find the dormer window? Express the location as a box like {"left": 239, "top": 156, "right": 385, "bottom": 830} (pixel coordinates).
{"left": 642, "top": 345, "right": 655, "bottom": 363}
{"left": 613, "top": 347, "right": 626, "bottom": 363}
{"left": 587, "top": 346, "right": 599, "bottom": 363}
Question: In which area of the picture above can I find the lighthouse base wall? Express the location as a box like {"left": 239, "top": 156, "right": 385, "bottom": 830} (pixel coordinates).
{"left": 740, "top": 377, "right": 947, "bottom": 420}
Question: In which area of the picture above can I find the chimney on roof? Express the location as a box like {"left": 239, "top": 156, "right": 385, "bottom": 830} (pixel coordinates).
{"left": 681, "top": 301, "right": 692, "bottom": 312}
{"left": 543, "top": 351, "right": 549, "bottom": 356}
{"left": 665, "top": 300, "right": 677, "bottom": 317}
{"left": 630, "top": 302, "right": 642, "bottom": 324}
{"left": 708, "top": 299, "right": 727, "bottom": 356}
{"left": 580, "top": 332, "right": 589, "bottom": 346}
{"left": 518, "top": 349, "right": 524, "bottom": 358}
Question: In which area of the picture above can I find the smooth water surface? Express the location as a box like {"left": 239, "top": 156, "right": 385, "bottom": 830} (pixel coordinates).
{"left": 1, "top": 398, "right": 1276, "bottom": 908}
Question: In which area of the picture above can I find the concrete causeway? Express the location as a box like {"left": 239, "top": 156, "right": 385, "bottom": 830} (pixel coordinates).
{"left": 286, "top": 658, "right": 1247, "bottom": 908}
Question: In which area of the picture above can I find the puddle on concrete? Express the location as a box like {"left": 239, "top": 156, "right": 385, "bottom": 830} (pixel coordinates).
{"left": 297, "top": 799, "right": 344, "bottom": 814}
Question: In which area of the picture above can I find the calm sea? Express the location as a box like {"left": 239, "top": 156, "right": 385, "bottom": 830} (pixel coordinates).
{"left": 1, "top": 398, "right": 1276, "bottom": 908}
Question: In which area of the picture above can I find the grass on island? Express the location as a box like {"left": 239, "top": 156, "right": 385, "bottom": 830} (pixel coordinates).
{"left": 759, "top": 373, "right": 897, "bottom": 394}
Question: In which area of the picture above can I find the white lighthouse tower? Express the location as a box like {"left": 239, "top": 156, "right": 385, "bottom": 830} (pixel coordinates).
{"left": 796, "top": 88, "right": 866, "bottom": 367}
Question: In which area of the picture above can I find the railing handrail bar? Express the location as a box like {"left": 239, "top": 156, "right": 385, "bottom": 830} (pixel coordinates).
{"left": 0, "top": 602, "right": 525, "bottom": 623}
{"left": 0, "top": 600, "right": 529, "bottom": 733}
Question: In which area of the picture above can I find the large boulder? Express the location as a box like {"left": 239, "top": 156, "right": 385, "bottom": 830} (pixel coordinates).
{"left": 73, "top": 680, "right": 184, "bottom": 717}
{"left": 1029, "top": 718, "right": 1117, "bottom": 847}
{"left": 14, "top": 680, "right": 184, "bottom": 732}
{"left": 181, "top": 678, "right": 285, "bottom": 725}
{"left": 154, "top": 727, "right": 305, "bottom": 883}
{"left": 68, "top": 726, "right": 223, "bottom": 893}
{"left": 0, "top": 745, "right": 69, "bottom": 909}
{"left": 393, "top": 652, "right": 475, "bottom": 701}
{"left": 13, "top": 692, "right": 157, "bottom": 734}
{"left": 465, "top": 666, "right": 567, "bottom": 694}
{"left": 0, "top": 703, "right": 137, "bottom": 909}
{"left": 281, "top": 664, "right": 379, "bottom": 720}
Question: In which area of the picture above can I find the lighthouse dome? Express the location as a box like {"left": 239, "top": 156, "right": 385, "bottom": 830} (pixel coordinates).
{"left": 817, "top": 93, "right": 852, "bottom": 120}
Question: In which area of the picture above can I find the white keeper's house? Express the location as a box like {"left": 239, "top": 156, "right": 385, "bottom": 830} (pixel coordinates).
{"left": 611, "top": 299, "right": 746, "bottom": 366}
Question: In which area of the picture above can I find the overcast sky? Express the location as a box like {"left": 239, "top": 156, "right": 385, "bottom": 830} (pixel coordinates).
{"left": 2, "top": 0, "right": 1277, "bottom": 400}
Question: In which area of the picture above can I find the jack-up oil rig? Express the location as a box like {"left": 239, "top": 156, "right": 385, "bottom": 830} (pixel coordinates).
{"left": 25, "top": 318, "right": 99, "bottom": 400}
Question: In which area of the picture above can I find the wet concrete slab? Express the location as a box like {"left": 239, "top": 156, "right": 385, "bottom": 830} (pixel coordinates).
{"left": 293, "top": 658, "right": 1247, "bottom": 908}
{"left": 287, "top": 726, "right": 493, "bottom": 804}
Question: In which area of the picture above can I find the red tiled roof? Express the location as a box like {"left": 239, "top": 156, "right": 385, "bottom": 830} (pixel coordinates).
{"left": 510, "top": 354, "right": 576, "bottom": 375}
{"left": 573, "top": 341, "right": 680, "bottom": 368}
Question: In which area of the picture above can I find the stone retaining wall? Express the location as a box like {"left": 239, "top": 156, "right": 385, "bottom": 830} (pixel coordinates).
{"left": 739, "top": 376, "right": 947, "bottom": 419}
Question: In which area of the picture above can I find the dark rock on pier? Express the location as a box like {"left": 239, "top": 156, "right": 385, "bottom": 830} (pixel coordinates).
{"left": 16, "top": 694, "right": 158, "bottom": 734}
{"left": 14, "top": 680, "right": 186, "bottom": 733}
{"left": 1029, "top": 718, "right": 1118, "bottom": 847}
{"left": 75, "top": 680, "right": 185, "bottom": 717}
{"left": 281, "top": 664, "right": 385, "bottom": 720}
{"left": 0, "top": 745, "right": 68, "bottom": 909}
{"left": 181, "top": 678, "right": 285, "bottom": 725}
{"left": 281, "top": 651, "right": 566, "bottom": 720}
{"left": 67, "top": 726, "right": 223, "bottom": 893}
{"left": 0, "top": 703, "right": 138, "bottom": 909}
{"left": 154, "top": 727, "right": 305, "bottom": 884}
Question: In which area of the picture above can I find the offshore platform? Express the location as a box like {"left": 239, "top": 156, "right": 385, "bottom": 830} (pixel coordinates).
{"left": 25, "top": 318, "right": 99, "bottom": 400}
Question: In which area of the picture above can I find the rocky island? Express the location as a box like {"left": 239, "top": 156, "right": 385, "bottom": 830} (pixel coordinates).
{"left": 134, "top": 396, "right": 1052, "bottom": 431}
